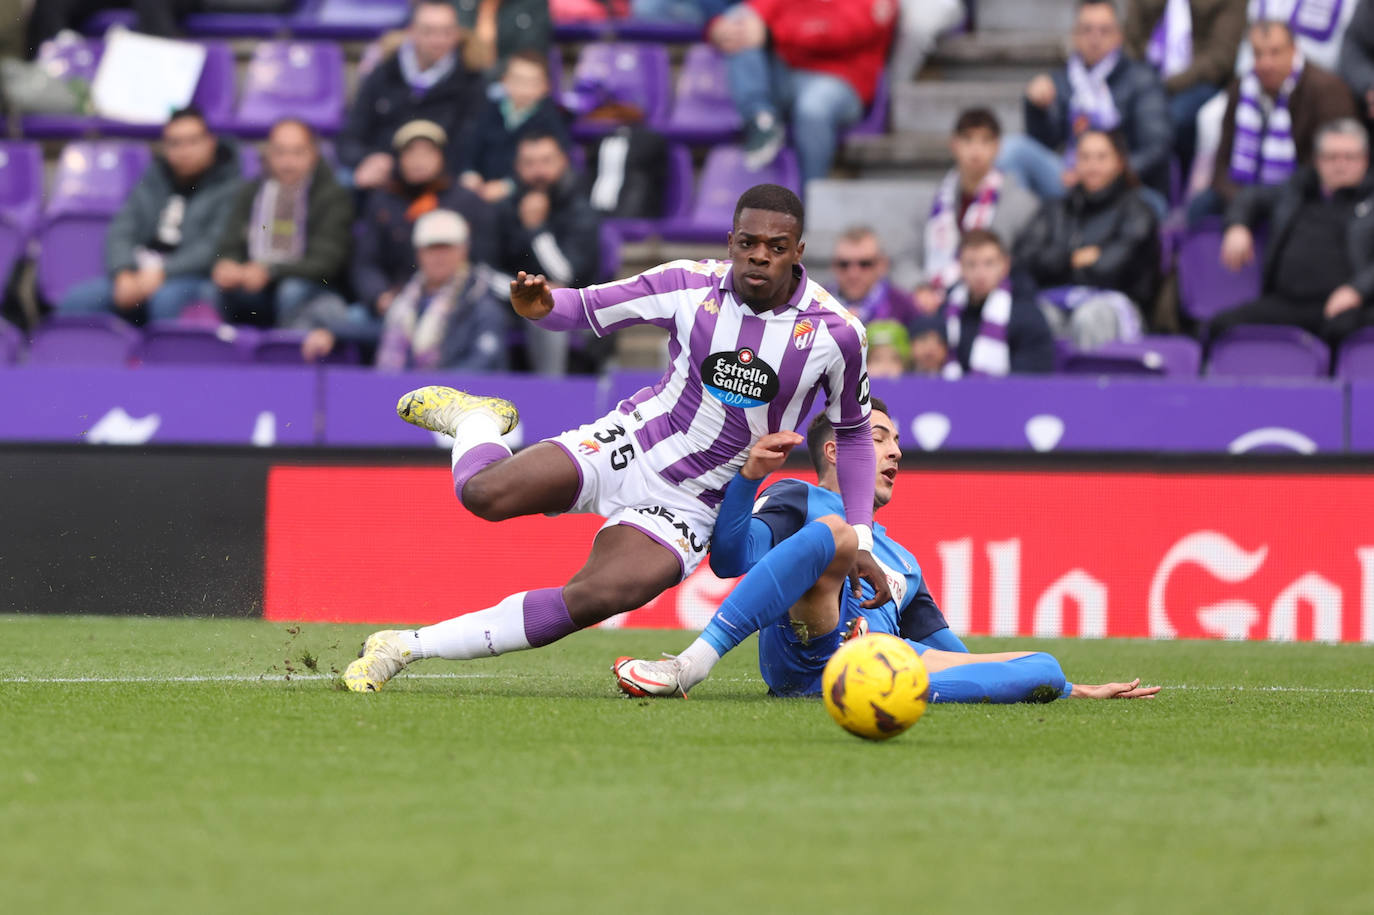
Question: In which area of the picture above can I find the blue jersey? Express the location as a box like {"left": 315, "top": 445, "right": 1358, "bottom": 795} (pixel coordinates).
{"left": 710, "top": 477, "right": 949, "bottom": 643}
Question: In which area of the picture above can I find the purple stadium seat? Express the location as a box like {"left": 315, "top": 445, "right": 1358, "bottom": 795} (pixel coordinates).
{"left": 599, "top": 222, "right": 622, "bottom": 283}
{"left": 664, "top": 44, "right": 741, "bottom": 145}
{"left": 235, "top": 41, "right": 346, "bottom": 135}
{"left": 1336, "top": 326, "right": 1374, "bottom": 380}
{"left": 660, "top": 145, "right": 801, "bottom": 243}
{"left": 27, "top": 314, "right": 141, "bottom": 366}
{"left": 253, "top": 328, "right": 359, "bottom": 365}
{"left": 601, "top": 143, "right": 693, "bottom": 242}
{"left": 0, "top": 141, "right": 44, "bottom": 287}
{"left": 21, "top": 37, "right": 103, "bottom": 138}
{"left": 567, "top": 43, "right": 671, "bottom": 140}
{"left": 1062, "top": 336, "right": 1203, "bottom": 377}
{"left": 291, "top": 0, "right": 411, "bottom": 39}
{"left": 37, "top": 142, "right": 153, "bottom": 304}
{"left": 1206, "top": 325, "right": 1329, "bottom": 378}
{"left": 843, "top": 72, "right": 889, "bottom": 138}
{"left": 0, "top": 318, "right": 22, "bottom": 365}
{"left": 1177, "top": 221, "right": 1263, "bottom": 321}
{"left": 138, "top": 324, "right": 260, "bottom": 365}
{"left": 239, "top": 143, "right": 263, "bottom": 179}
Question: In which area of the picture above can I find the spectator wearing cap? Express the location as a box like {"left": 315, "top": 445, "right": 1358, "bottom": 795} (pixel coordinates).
{"left": 213, "top": 118, "right": 352, "bottom": 327}
{"left": 352, "top": 118, "right": 498, "bottom": 329}
{"left": 498, "top": 130, "right": 601, "bottom": 376}
{"left": 827, "top": 226, "right": 918, "bottom": 327}
{"left": 305, "top": 210, "right": 508, "bottom": 370}
{"left": 338, "top": 0, "right": 484, "bottom": 189}
{"left": 943, "top": 228, "right": 1055, "bottom": 377}
{"left": 458, "top": 49, "right": 570, "bottom": 204}
{"left": 57, "top": 106, "right": 240, "bottom": 323}
{"left": 865, "top": 320, "right": 912, "bottom": 379}
{"left": 1214, "top": 118, "right": 1374, "bottom": 346}
{"left": 914, "top": 107, "right": 1039, "bottom": 313}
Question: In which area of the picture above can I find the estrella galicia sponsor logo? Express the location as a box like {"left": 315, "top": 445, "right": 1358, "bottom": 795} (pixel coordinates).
{"left": 635, "top": 505, "right": 707, "bottom": 554}
{"left": 701, "top": 347, "right": 780, "bottom": 408}
{"left": 857, "top": 372, "right": 871, "bottom": 406}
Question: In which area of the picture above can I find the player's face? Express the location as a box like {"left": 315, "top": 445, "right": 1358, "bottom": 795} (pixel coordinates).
{"left": 727, "top": 207, "right": 804, "bottom": 311}
{"left": 870, "top": 410, "right": 902, "bottom": 509}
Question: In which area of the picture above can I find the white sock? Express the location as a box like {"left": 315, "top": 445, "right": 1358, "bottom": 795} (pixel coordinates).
{"left": 415, "top": 592, "right": 532, "bottom": 660}
{"left": 676, "top": 638, "right": 722, "bottom": 693}
{"left": 451, "top": 411, "right": 506, "bottom": 469}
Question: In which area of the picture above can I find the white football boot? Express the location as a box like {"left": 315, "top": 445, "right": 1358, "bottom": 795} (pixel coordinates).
{"left": 613, "top": 655, "right": 686, "bottom": 698}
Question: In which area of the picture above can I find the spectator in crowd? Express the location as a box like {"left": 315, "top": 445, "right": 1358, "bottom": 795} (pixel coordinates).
{"left": 1214, "top": 118, "right": 1374, "bottom": 344}
{"left": 454, "top": 0, "right": 552, "bottom": 73}
{"left": 1124, "top": 0, "right": 1248, "bottom": 170}
{"left": 827, "top": 226, "right": 918, "bottom": 327}
{"left": 582, "top": 99, "right": 670, "bottom": 221}
{"left": 1015, "top": 129, "right": 1161, "bottom": 349}
{"left": 338, "top": 0, "right": 484, "bottom": 189}
{"left": 865, "top": 320, "right": 912, "bottom": 379}
{"left": 213, "top": 119, "right": 352, "bottom": 327}
{"left": 942, "top": 229, "right": 1055, "bottom": 377}
{"left": 998, "top": 0, "right": 1172, "bottom": 211}
{"left": 915, "top": 108, "right": 1040, "bottom": 313}
{"left": 1194, "top": 18, "right": 1357, "bottom": 222}
{"left": 305, "top": 210, "right": 508, "bottom": 371}
{"left": 57, "top": 106, "right": 239, "bottom": 323}
{"left": 352, "top": 119, "right": 498, "bottom": 332}
{"left": 1236, "top": 0, "right": 1357, "bottom": 73}
{"left": 909, "top": 316, "right": 950, "bottom": 374}
{"left": 708, "top": 0, "right": 897, "bottom": 182}
{"left": 890, "top": 0, "right": 965, "bottom": 83}
{"left": 498, "top": 130, "right": 601, "bottom": 376}
{"left": 26, "top": 0, "right": 201, "bottom": 53}
{"left": 1339, "top": 0, "right": 1374, "bottom": 126}
{"left": 458, "top": 49, "right": 569, "bottom": 203}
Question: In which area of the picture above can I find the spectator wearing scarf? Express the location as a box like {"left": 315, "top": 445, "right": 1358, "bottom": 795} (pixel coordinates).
{"left": 213, "top": 119, "right": 352, "bottom": 327}
{"left": 942, "top": 229, "right": 1054, "bottom": 377}
{"left": 826, "top": 226, "right": 917, "bottom": 327}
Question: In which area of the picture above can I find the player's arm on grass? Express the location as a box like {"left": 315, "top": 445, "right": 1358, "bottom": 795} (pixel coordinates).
{"left": 708, "top": 433, "right": 804, "bottom": 578}
{"left": 518, "top": 258, "right": 703, "bottom": 335}
{"left": 1070, "top": 679, "right": 1161, "bottom": 699}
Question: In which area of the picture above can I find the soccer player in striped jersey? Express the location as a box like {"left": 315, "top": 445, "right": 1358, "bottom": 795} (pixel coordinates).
{"left": 345, "top": 184, "right": 891, "bottom": 691}
{"left": 613, "top": 399, "right": 1160, "bottom": 702}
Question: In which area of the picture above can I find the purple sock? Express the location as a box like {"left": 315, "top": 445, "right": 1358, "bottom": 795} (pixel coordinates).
{"left": 522, "top": 587, "right": 579, "bottom": 647}
{"left": 452, "top": 442, "right": 510, "bottom": 505}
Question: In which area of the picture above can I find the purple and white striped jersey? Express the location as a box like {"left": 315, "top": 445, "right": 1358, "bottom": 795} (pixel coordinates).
{"left": 546, "top": 258, "right": 872, "bottom": 515}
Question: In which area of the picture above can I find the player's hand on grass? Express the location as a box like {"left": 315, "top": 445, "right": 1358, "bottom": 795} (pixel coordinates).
{"left": 741, "top": 431, "right": 804, "bottom": 480}
{"left": 1070, "top": 678, "right": 1161, "bottom": 699}
{"left": 510, "top": 271, "right": 555, "bottom": 320}
{"left": 850, "top": 549, "right": 893, "bottom": 610}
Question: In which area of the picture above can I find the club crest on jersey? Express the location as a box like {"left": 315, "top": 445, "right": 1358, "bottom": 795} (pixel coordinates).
{"left": 700, "top": 297, "right": 719, "bottom": 314}
{"left": 792, "top": 318, "right": 816, "bottom": 351}
{"left": 701, "top": 347, "right": 780, "bottom": 408}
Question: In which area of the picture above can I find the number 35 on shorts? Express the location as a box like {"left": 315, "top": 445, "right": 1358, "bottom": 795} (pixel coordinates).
{"left": 579, "top": 422, "right": 637, "bottom": 471}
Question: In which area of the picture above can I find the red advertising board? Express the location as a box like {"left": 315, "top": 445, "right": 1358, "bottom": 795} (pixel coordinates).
{"left": 265, "top": 466, "right": 1374, "bottom": 643}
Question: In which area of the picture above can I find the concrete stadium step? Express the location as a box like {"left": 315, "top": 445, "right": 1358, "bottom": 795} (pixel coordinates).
{"left": 804, "top": 177, "right": 939, "bottom": 282}
{"left": 926, "top": 30, "right": 1066, "bottom": 82}
{"left": 891, "top": 80, "right": 1024, "bottom": 135}
{"left": 975, "top": 0, "right": 1076, "bottom": 34}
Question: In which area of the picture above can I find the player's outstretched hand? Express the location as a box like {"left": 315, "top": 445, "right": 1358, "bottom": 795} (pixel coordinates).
{"left": 851, "top": 549, "right": 893, "bottom": 610}
{"left": 741, "top": 431, "right": 804, "bottom": 480}
{"left": 1070, "top": 679, "right": 1161, "bottom": 699}
{"left": 510, "top": 271, "right": 555, "bottom": 320}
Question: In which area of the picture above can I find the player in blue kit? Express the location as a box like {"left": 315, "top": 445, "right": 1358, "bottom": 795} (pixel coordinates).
{"left": 614, "top": 398, "right": 1159, "bottom": 702}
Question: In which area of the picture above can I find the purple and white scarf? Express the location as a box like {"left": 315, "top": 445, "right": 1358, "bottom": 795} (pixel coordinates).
{"left": 1147, "top": 0, "right": 1193, "bottom": 79}
{"left": 1067, "top": 50, "right": 1122, "bottom": 133}
{"left": 247, "top": 178, "right": 310, "bottom": 265}
{"left": 1229, "top": 52, "right": 1304, "bottom": 186}
{"left": 941, "top": 282, "right": 1013, "bottom": 379}
{"left": 1257, "top": 0, "right": 1347, "bottom": 44}
{"left": 924, "top": 168, "right": 1003, "bottom": 291}
{"left": 376, "top": 270, "right": 466, "bottom": 371}
{"left": 398, "top": 40, "right": 457, "bottom": 95}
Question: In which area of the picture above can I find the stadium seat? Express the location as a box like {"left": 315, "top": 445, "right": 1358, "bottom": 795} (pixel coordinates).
{"left": 21, "top": 37, "right": 104, "bottom": 138}
{"left": 660, "top": 145, "right": 801, "bottom": 243}
{"left": 27, "top": 314, "right": 141, "bottom": 366}
{"left": 253, "top": 328, "right": 359, "bottom": 365}
{"left": 0, "top": 318, "right": 22, "bottom": 365}
{"left": 1061, "top": 336, "right": 1203, "bottom": 377}
{"left": 1205, "top": 325, "right": 1330, "bottom": 378}
{"left": 843, "top": 72, "right": 890, "bottom": 138}
{"left": 600, "top": 143, "right": 694, "bottom": 242}
{"left": 1335, "top": 326, "right": 1374, "bottom": 380}
{"left": 663, "top": 44, "right": 742, "bottom": 145}
{"left": 566, "top": 43, "right": 671, "bottom": 140}
{"left": 1177, "top": 221, "right": 1263, "bottom": 322}
{"left": 138, "top": 324, "right": 260, "bottom": 365}
{"left": 234, "top": 41, "right": 346, "bottom": 136}
{"left": 292, "top": 0, "right": 411, "bottom": 39}
{"left": 598, "top": 222, "right": 622, "bottom": 283}
{"left": 0, "top": 141, "right": 44, "bottom": 289}
{"left": 36, "top": 142, "right": 153, "bottom": 305}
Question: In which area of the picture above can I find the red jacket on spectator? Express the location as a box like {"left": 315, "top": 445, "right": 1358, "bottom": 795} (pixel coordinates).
{"left": 746, "top": 0, "right": 897, "bottom": 105}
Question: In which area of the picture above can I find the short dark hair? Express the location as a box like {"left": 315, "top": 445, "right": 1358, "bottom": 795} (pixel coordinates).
{"left": 958, "top": 227, "right": 1007, "bottom": 256}
{"left": 1077, "top": 128, "right": 1140, "bottom": 187}
{"left": 733, "top": 184, "right": 805, "bottom": 237}
{"left": 805, "top": 396, "right": 890, "bottom": 476}
{"left": 954, "top": 107, "right": 1001, "bottom": 138}
{"left": 516, "top": 129, "right": 569, "bottom": 155}
{"left": 166, "top": 106, "right": 208, "bottom": 130}
{"left": 1078, "top": 0, "right": 1118, "bottom": 12}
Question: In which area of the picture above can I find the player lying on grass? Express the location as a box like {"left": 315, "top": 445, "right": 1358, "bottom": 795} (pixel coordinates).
{"left": 345, "top": 184, "right": 892, "bottom": 692}
{"left": 613, "top": 399, "right": 1160, "bottom": 702}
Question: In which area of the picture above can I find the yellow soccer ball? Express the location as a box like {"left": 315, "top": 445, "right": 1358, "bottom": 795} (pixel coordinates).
{"left": 822, "top": 633, "right": 930, "bottom": 740}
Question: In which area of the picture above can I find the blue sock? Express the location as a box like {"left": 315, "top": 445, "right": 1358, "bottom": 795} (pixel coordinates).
{"left": 700, "top": 521, "right": 838, "bottom": 657}
{"left": 918, "top": 627, "right": 969, "bottom": 653}
{"left": 928, "top": 652, "right": 1071, "bottom": 704}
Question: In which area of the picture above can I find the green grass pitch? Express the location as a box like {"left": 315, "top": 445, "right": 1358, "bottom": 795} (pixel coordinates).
{"left": 3, "top": 616, "right": 1372, "bottom": 915}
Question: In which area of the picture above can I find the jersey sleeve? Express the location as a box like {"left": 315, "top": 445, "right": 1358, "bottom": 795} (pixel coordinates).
{"left": 563, "top": 259, "right": 709, "bottom": 337}
{"left": 823, "top": 315, "right": 872, "bottom": 431}
{"left": 751, "top": 478, "right": 812, "bottom": 546}
{"left": 897, "top": 580, "right": 952, "bottom": 644}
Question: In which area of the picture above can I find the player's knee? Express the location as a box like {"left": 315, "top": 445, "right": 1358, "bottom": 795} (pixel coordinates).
{"left": 818, "top": 515, "right": 858, "bottom": 562}
{"left": 457, "top": 472, "right": 511, "bottom": 521}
